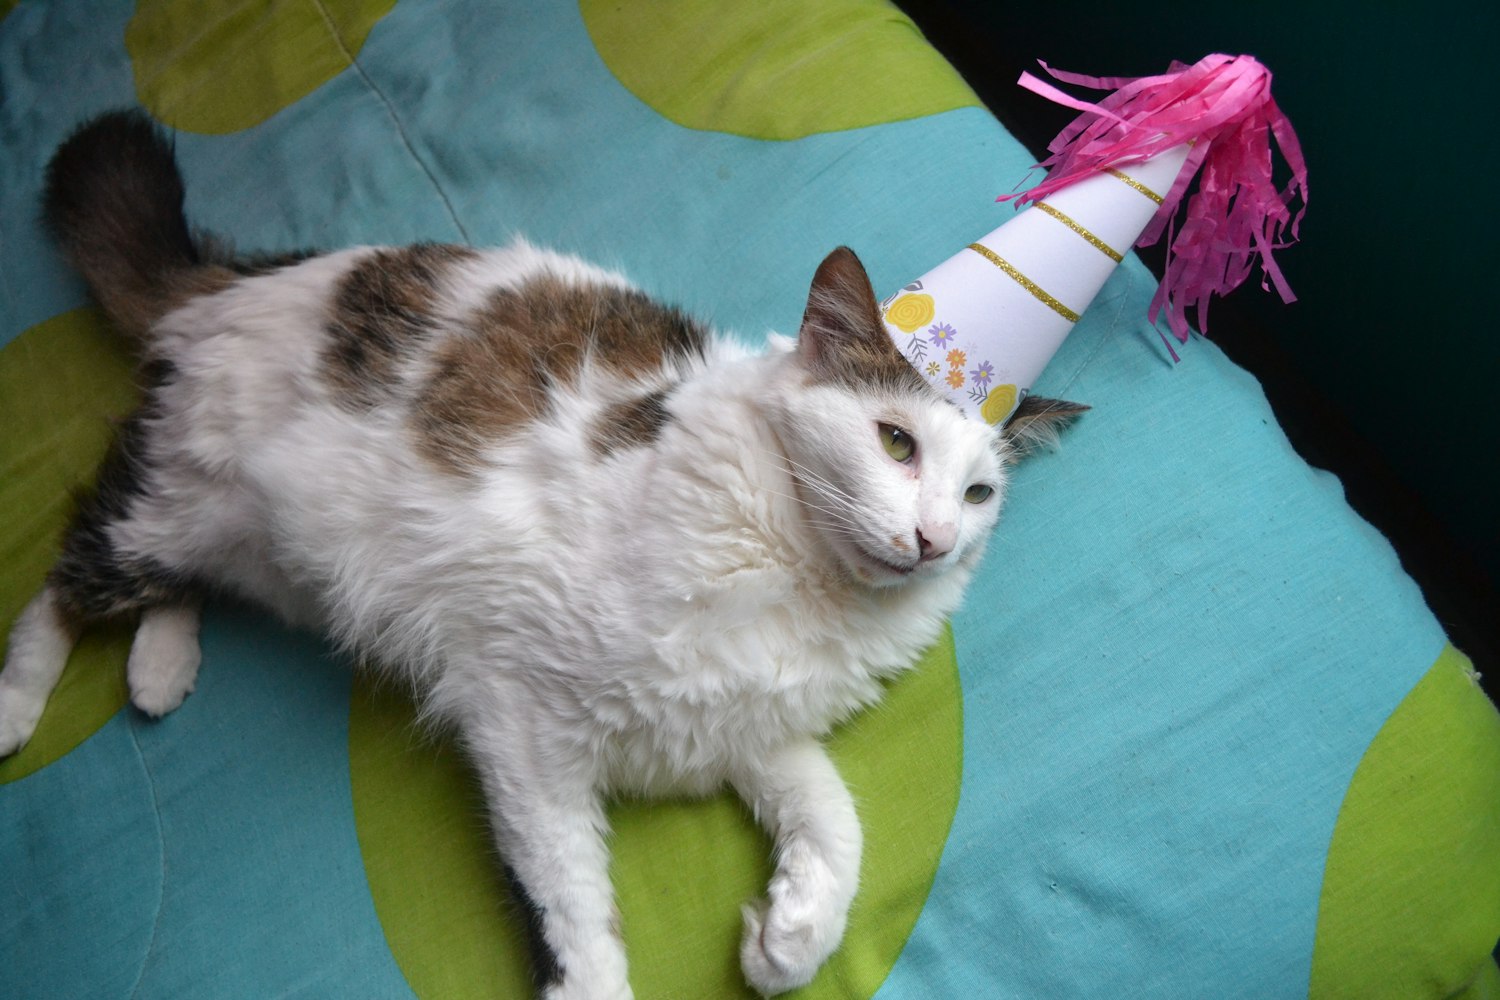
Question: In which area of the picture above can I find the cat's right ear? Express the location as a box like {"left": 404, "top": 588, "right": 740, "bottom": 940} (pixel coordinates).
{"left": 795, "top": 247, "right": 911, "bottom": 384}
{"left": 1002, "top": 395, "right": 1090, "bottom": 459}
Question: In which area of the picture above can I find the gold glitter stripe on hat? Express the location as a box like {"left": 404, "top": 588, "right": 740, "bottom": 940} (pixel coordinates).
{"left": 966, "top": 243, "right": 1080, "bottom": 323}
{"left": 1035, "top": 202, "right": 1124, "bottom": 263}
{"left": 1104, "top": 168, "right": 1164, "bottom": 204}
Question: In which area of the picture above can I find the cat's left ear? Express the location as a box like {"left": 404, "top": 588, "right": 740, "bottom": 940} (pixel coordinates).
{"left": 796, "top": 247, "right": 910, "bottom": 382}
{"left": 1002, "top": 395, "right": 1090, "bottom": 459}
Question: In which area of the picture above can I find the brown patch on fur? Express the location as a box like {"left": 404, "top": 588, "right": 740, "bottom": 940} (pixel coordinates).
{"left": 159, "top": 265, "right": 238, "bottom": 317}
{"left": 74, "top": 261, "right": 238, "bottom": 341}
{"left": 414, "top": 276, "right": 707, "bottom": 475}
{"left": 322, "top": 243, "right": 478, "bottom": 409}
{"left": 890, "top": 534, "right": 913, "bottom": 555}
{"left": 800, "top": 247, "right": 928, "bottom": 395}
{"left": 592, "top": 388, "right": 673, "bottom": 457}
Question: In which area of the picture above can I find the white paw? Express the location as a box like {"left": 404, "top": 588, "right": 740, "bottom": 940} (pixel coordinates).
{"left": 127, "top": 606, "right": 202, "bottom": 718}
{"left": 129, "top": 664, "right": 197, "bottom": 718}
{"left": 541, "top": 972, "right": 634, "bottom": 1000}
{"left": 0, "top": 685, "right": 45, "bottom": 757}
{"left": 740, "top": 891, "right": 846, "bottom": 996}
{"left": 1, "top": 587, "right": 79, "bottom": 755}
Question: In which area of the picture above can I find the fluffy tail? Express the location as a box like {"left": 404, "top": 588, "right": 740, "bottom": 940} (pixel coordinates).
{"left": 43, "top": 110, "right": 204, "bottom": 340}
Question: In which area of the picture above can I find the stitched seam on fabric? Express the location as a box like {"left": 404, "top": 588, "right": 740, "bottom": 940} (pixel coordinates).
{"left": 124, "top": 714, "right": 168, "bottom": 1000}
{"left": 307, "top": 0, "right": 471, "bottom": 244}
{"left": 1059, "top": 263, "right": 1134, "bottom": 398}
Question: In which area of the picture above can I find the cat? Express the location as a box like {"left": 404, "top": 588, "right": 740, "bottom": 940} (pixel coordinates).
{"left": 0, "top": 110, "right": 1083, "bottom": 999}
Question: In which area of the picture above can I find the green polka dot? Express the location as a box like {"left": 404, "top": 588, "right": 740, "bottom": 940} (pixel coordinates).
{"left": 1310, "top": 644, "right": 1500, "bottom": 1000}
{"left": 579, "top": 0, "right": 979, "bottom": 140}
{"left": 348, "top": 677, "right": 534, "bottom": 999}
{"left": 126, "top": 0, "right": 397, "bottom": 134}
{"left": 350, "top": 627, "right": 963, "bottom": 997}
{"left": 0, "top": 309, "right": 139, "bottom": 785}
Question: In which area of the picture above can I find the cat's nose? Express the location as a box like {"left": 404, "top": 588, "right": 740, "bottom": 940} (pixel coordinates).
{"left": 916, "top": 524, "right": 956, "bottom": 562}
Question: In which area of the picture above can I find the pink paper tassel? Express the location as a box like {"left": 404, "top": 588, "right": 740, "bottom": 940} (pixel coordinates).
{"left": 999, "top": 54, "right": 1308, "bottom": 346}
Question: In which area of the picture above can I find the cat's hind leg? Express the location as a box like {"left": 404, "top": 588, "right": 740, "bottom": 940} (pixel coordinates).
{"left": 0, "top": 405, "right": 205, "bottom": 755}
{"left": 447, "top": 678, "right": 632, "bottom": 1000}
{"left": 126, "top": 599, "right": 202, "bottom": 717}
{"left": 0, "top": 548, "right": 201, "bottom": 756}
{"left": 0, "top": 587, "right": 82, "bottom": 756}
{"left": 49, "top": 496, "right": 205, "bottom": 722}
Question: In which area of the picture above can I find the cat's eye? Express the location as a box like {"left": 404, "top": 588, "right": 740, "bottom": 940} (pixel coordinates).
{"left": 878, "top": 423, "right": 915, "bottom": 463}
{"left": 964, "top": 483, "right": 994, "bottom": 504}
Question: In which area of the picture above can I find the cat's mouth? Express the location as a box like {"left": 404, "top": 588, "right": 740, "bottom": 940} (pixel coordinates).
{"left": 847, "top": 540, "right": 918, "bottom": 579}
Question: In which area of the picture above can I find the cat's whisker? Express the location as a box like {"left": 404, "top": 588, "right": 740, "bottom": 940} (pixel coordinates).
{"left": 759, "top": 487, "right": 865, "bottom": 531}
{"left": 788, "top": 493, "right": 865, "bottom": 528}
{"left": 778, "top": 455, "right": 858, "bottom": 501}
{"left": 772, "top": 462, "right": 863, "bottom": 514}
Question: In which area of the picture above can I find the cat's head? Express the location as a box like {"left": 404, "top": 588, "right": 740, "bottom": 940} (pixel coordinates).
{"left": 764, "top": 247, "right": 1085, "bottom": 589}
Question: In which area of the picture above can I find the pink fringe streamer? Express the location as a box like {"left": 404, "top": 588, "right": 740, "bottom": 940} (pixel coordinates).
{"left": 999, "top": 54, "right": 1308, "bottom": 347}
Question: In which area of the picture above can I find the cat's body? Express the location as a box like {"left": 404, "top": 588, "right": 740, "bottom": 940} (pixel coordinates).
{"left": 0, "top": 112, "right": 1080, "bottom": 999}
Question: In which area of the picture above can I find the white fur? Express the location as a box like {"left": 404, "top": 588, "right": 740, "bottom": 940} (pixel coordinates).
{"left": 2, "top": 241, "right": 1010, "bottom": 997}
{"left": 127, "top": 600, "right": 202, "bottom": 717}
{"left": 0, "top": 588, "right": 78, "bottom": 756}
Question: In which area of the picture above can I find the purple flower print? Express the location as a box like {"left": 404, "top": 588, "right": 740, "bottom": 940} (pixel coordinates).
{"left": 928, "top": 323, "right": 956, "bottom": 347}
{"left": 970, "top": 361, "right": 995, "bottom": 388}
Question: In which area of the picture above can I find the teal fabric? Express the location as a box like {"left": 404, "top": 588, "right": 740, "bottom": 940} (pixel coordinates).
{"left": 883, "top": 255, "right": 1449, "bottom": 996}
{"left": 0, "top": 1, "right": 1476, "bottom": 998}
{"left": 2, "top": 718, "right": 162, "bottom": 996}
{"left": 2, "top": 606, "right": 412, "bottom": 998}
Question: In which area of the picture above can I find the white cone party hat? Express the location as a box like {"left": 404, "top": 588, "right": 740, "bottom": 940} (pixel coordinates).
{"left": 881, "top": 54, "right": 1308, "bottom": 426}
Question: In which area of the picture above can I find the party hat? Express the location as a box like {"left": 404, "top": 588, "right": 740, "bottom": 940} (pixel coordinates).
{"left": 881, "top": 54, "right": 1308, "bottom": 426}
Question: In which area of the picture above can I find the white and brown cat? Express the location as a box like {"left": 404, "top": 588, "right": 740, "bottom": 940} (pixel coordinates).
{"left": 0, "top": 111, "right": 1082, "bottom": 999}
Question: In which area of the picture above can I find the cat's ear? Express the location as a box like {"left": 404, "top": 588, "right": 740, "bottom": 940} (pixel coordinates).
{"left": 1002, "top": 395, "right": 1089, "bottom": 459}
{"left": 796, "top": 247, "right": 911, "bottom": 383}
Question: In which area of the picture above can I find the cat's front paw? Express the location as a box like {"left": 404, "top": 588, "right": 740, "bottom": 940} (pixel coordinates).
{"left": 739, "top": 892, "right": 846, "bottom": 996}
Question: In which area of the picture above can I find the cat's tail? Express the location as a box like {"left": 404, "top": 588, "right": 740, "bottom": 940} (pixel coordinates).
{"left": 43, "top": 110, "right": 206, "bottom": 341}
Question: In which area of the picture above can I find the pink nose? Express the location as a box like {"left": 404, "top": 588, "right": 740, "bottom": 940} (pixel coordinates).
{"left": 916, "top": 524, "right": 956, "bottom": 562}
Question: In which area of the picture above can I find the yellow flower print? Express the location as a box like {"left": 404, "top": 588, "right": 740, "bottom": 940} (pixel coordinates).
{"left": 884, "top": 293, "right": 936, "bottom": 333}
{"left": 980, "top": 383, "right": 1020, "bottom": 425}
{"left": 946, "top": 349, "right": 966, "bottom": 368}
{"left": 945, "top": 368, "right": 966, "bottom": 389}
